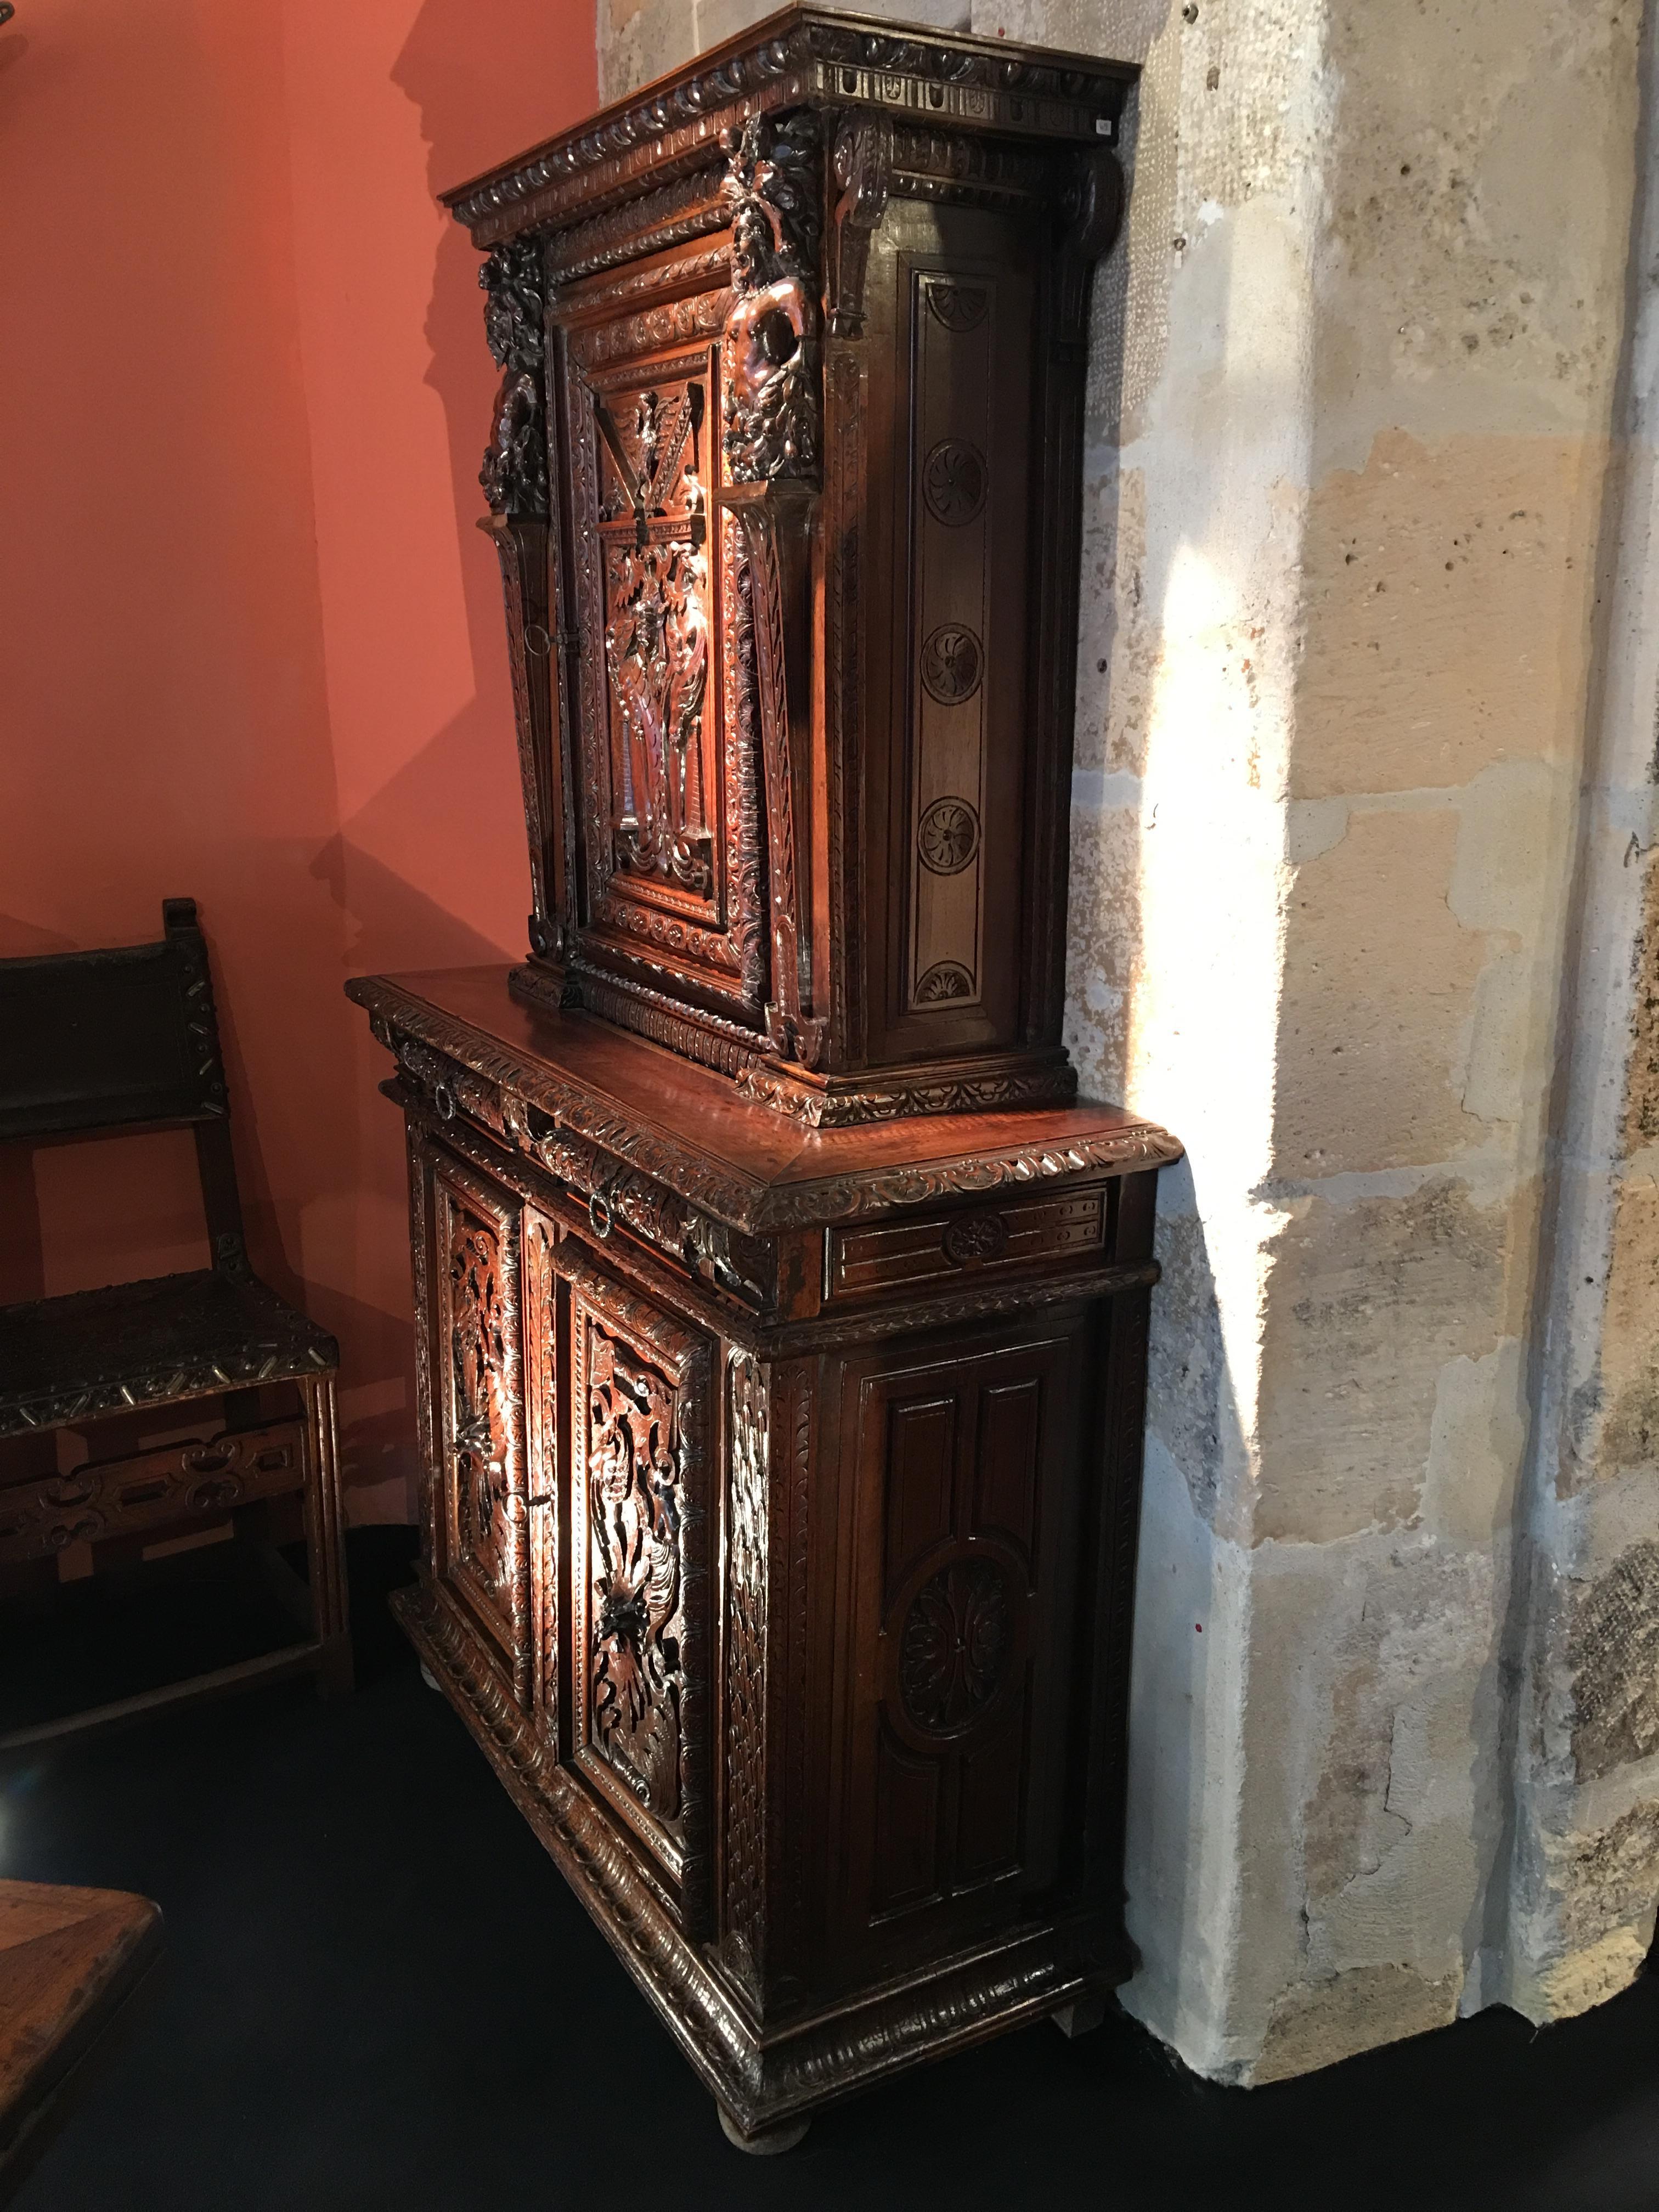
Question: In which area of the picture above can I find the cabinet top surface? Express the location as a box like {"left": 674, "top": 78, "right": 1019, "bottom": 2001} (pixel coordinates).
{"left": 349, "top": 967, "right": 1180, "bottom": 1229}
{"left": 441, "top": 3, "right": 1136, "bottom": 244}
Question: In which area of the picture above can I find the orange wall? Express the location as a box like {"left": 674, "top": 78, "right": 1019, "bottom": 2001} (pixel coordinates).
{"left": 0, "top": 0, "right": 597, "bottom": 1516}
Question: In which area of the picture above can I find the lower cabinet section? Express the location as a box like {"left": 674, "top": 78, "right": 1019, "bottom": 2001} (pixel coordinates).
{"left": 404, "top": 1122, "right": 1149, "bottom": 2139}
{"left": 837, "top": 1318, "right": 1089, "bottom": 1961}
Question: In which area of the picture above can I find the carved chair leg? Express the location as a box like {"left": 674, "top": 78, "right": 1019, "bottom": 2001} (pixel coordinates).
{"left": 1051, "top": 1991, "right": 1110, "bottom": 2040}
{"left": 717, "top": 2106, "right": 811, "bottom": 2157}
{"left": 300, "top": 1374, "right": 353, "bottom": 1695}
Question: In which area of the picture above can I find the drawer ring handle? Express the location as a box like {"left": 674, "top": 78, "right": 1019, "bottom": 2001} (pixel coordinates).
{"left": 432, "top": 1081, "right": 457, "bottom": 1122}
{"left": 589, "top": 1188, "right": 614, "bottom": 1241}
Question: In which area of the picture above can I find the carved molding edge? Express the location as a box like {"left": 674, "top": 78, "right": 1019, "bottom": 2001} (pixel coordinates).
{"left": 722, "top": 1348, "right": 770, "bottom": 2004}
{"left": 733, "top": 1053, "right": 1080, "bottom": 1128}
{"left": 348, "top": 978, "right": 1184, "bottom": 1235}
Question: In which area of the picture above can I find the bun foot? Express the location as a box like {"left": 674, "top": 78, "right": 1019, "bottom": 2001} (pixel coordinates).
{"left": 420, "top": 1662, "right": 442, "bottom": 1693}
{"left": 1051, "top": 1992, "right": 1109, "bottom": 2039}
{"left": 718, "top": 2106, "right": 811, "bottom": 2155}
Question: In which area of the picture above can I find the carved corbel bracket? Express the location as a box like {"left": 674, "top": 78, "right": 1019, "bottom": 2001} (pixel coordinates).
{"left": 718, "top": 480, "right": 824, "bottom": 1071}
{"left": 1054, "top": 146, "right": 1127, "bottom": 354}
{"left": 479, "top": 514, "right": 562, "bottom": 964}
{"left": 828, "top": 114, "right": 893, "bottom": 339}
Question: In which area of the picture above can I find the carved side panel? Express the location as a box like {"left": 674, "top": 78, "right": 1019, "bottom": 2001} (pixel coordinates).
{"left": 432, "top": 1150, "right": 531, "bottom": 1704}
{"left": 408, "top": 1125, "right": 438, "bottom": 1567}
{"left": 523, "top": 1207, "right": 560, "bottom": 1751}
{"left": 723, "top": 1347, "right": 770, "bottom": 1997}
{"left": 567, "top": 1249, "right": 712, "bottom": 1917}
{"left": 907, "top": 270, "right": 996, "bottom": 1013}
{"left": 836, "top": 1320, "right": 1089, "bottom": 1959}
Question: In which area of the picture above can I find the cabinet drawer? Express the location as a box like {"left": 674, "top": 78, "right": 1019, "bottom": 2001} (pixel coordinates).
{"left": 825, "top": 1187, "right": 1109, "bottom": 1304}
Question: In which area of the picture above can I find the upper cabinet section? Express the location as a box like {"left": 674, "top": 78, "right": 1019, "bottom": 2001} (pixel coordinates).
{"left": 448, "top": 8, "right": 1137, "bottom": 1127}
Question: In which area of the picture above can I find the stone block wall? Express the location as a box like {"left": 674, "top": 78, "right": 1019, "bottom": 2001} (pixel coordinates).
{"left": 591, "top": 0, "right": 1659, "bottom": 2082}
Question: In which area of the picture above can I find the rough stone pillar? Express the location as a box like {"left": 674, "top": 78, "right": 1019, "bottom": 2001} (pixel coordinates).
{"left": 1500, "top": 37, "right": 1659, "bottom": 2023}
{"left": 592, "top": 0, "right": 1652, "bottom": 2081}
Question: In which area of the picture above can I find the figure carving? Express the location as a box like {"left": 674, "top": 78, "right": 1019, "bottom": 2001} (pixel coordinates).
{"left": 605, "top": 539, "right": 712, "bottom": 891}
{"left": 479, "top": 238, "right": 549, "bottom": 518}
{"left": 720, "top": 116, "right": 821, "bottom": 483}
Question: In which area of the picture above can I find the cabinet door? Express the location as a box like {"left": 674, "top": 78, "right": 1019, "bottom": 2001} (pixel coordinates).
{"left": 562, "top": 1242, "right": 714, "bottom": 1927}
{"left": 834, "top": 1315, "right": 1091, "bottom": 1960}
{"left": 428, "top": 1145, "right": 532, "bottom": 1707}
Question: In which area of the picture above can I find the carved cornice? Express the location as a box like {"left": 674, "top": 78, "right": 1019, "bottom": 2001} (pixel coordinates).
{"left": 556, "top": 244, "right": 731, "bottom": 328}
{"left": 441, "top": 7, "right": 1135, "bottom": 248}
{"left": 546, "top": 167, "right": 727, "bottom": 287}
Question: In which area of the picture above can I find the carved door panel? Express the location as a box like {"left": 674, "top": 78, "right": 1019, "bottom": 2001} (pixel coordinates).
{"left": 430, "top": 1148, "right": 532, "bottom": 1706}
{"left": 563, "top": 1243, "right": 713, "bottom": 1922}
{"left": 833, "top": 1316, "right": 1089, "bottom": 1965}
{"left": 558, "top": 301, "right": 769, "bottom": 1040}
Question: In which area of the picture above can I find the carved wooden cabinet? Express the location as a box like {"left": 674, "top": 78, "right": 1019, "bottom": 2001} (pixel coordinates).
{"left": 349, "top": 5, "right": 1180, "bottom": 2149}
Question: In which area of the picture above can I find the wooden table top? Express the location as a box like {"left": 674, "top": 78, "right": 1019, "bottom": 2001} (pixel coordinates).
{"left": 0, "top": 1880, "right": 161, "bottom": 2176}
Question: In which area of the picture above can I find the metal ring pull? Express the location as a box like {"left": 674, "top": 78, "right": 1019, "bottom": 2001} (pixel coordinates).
{"left": 433, "top": 1081, "right": 457, "bottom": 1122}
{"left": 524, "top": 623, "right": 552, "bottom": 658}
{"left": 588, "top": 1188, "right": 614, "bottom": 1240}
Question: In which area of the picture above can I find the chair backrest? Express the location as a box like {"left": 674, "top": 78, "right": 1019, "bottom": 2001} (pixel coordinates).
{"left": 0, "top": 899, "right": 247, "bottom": 1272}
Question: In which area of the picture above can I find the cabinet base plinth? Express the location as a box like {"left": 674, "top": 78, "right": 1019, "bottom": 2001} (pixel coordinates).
{"left": 718, "top": 2107, "right": 811, "bottom": 2155}
{"left": 1051, "top": 1993, "right": 1111, "bottom": 2039}
{"left": 394, "top": 1580, "right": 1133, "bottom": 2135}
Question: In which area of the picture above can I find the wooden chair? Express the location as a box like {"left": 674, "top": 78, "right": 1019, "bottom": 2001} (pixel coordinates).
{"left": 0, "top": 899, "right": 351, "bottom": 1743}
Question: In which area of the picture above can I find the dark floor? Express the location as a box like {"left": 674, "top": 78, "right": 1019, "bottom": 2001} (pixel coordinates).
{"left": 5, "top": 1532, "right": 1658, "bottom": 2212}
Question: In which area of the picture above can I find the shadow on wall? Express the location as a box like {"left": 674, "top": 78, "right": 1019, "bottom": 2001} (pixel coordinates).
{"left": 375, "top": 0, "right": 596, "bottom": 985}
